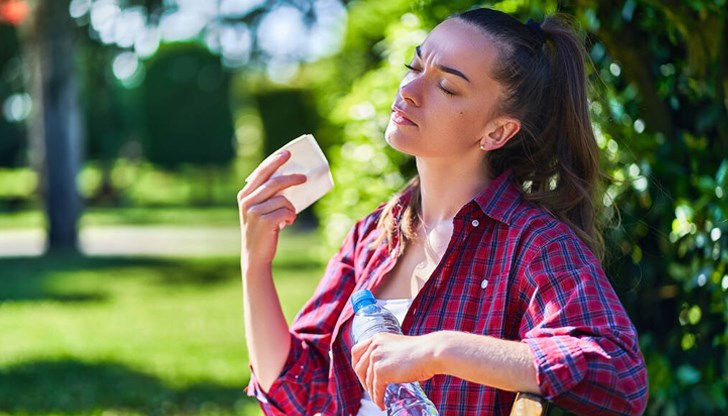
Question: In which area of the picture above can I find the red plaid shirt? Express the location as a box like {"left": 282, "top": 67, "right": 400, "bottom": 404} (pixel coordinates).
{"left": 247, "top": 170, "right": 648, "bottom": 415}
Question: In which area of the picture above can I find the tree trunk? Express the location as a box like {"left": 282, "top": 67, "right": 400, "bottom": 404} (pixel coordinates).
{"left": 20, "top": 0, "right": 82, "bottom": 253}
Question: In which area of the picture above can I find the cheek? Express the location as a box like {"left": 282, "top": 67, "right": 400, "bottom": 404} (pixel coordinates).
{"left": 458, "top": 107, "right": 490, "bottom": 133}
{"left": 424, "top": 112, "right": 479, "bottom": 151}
{"left": 443, "top": 108, "right": 482, "bottom": 137}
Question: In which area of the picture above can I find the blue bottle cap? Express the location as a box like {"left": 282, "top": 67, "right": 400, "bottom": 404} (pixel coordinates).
{"left": 351, "top": 289, "right": 376, "bottom": 313}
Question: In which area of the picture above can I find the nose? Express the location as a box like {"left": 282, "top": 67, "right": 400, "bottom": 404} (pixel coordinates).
{"left": 399, "top": 74, "right": 421, "bottom": 107}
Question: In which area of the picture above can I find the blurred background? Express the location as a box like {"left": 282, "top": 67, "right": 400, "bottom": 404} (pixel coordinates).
{"left": 0, "top": 0, "right": 725, "bottom": 415}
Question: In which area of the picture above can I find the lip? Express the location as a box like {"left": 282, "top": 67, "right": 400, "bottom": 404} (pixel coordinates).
{"left": 391, "top": 105, "right": 417, "bottom": 126}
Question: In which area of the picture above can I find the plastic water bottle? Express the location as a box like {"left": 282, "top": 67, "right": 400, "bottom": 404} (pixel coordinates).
{"left": 351, "top": 289, "right": 439, "bottom": 416}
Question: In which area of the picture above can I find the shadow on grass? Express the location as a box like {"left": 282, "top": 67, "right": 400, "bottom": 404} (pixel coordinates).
{"left": 0, "top": 255, "right": 231, "bottom": 304}
{"left": 0, "top": 291, "right": 110, "bottom": 303}
{"left": 0, "top": 250, "right": 322, "bottom": 304}
{"left": 0, "top": 359, "right": 256, "bottom": 415}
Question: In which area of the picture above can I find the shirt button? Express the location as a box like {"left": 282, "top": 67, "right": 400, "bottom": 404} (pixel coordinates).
{"left": 471, "top": 219, "right": 480, "bottom": 227}
{"left": 480, "top": 279, "right": 488, "bottom": 289}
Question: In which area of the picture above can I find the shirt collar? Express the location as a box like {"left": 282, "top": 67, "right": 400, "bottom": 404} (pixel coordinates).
{"left": 471, "top": 168, "right": 523, "bottom": 225}
{"left": 394, "top": 169, "right": 522, "bottom": 226}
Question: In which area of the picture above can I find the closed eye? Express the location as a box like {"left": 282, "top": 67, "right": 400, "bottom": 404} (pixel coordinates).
{"left": 406, "top": 64, "right": 456, "bottom": 96}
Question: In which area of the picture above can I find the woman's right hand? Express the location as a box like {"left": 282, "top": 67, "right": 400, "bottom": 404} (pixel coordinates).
{"left": 237, "top": 150, "right": 307, "bottom": 270}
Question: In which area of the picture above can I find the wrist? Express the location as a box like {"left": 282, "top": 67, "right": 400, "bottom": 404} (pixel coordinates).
{"left": 425, "top": 331, "right": 452, "bottom": 376}
{"left": 241, "top": 260, "right": 273, "bottom": 281}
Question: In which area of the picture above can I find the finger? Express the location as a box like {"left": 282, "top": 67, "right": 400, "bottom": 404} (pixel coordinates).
{"left": 259, "top": 206, "right": 298, "bottom": 231}
{"left": 365, "top": 344, "right": 377, "bottom": 400}
{"left": 241, "top": 173, "right": 307, "bottom": 208}
{"left": 238, "top": 151, "right": 292, "bottom": 200}
{"left": 373, "top": 374, "right": 386, "bottom": 410}
{"left": 353, "top": 342, "right": 372, "bottom": 388}
{"left": 244, "top": 199, "right": 297, "bottom": 234}
{"left": 245, "top": 195, "right": 296, "bottom": 223}
{"left": 370, "top": 370, "right": 387, "bottom": 410}
{"left": 351, "top": 340, "right": 370, "bottom": 364}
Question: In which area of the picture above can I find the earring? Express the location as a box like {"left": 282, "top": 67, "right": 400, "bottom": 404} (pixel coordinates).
{"left": 479, "top": 144, "right": 486, "bottom": 150}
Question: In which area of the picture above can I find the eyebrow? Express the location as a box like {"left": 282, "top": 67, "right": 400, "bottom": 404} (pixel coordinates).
{"left": 415, "top": 45, "right": 471, "bottom": 83}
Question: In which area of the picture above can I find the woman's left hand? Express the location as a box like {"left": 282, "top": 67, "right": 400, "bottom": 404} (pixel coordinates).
{"left": 351, "top": 332, "right": 438, "bottom": 410}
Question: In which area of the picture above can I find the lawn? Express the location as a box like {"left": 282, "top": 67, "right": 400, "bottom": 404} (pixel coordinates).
{"left": 0, "top": 207, "right": 242, "bottom": 230}
{"left": 0, "top": 226, "right": 327, "bottom": 416}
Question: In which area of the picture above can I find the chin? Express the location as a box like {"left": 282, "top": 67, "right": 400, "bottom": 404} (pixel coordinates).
{"left": 385, "top": 136, "right": 417, "bottom": 158}
{"left": 384, "top": 126, "right": 405, "bottom": 151}
{"left": 385, "top": 122, "right": 424, "bottom": 157}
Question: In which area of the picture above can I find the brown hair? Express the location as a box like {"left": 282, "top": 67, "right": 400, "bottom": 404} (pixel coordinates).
{"left": 376, "top": 8, "right": 607, "bottom": 260}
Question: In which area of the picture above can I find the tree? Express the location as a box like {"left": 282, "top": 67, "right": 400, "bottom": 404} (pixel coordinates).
{"left": 19, "top": 0, "right": 82, "bottom": 252}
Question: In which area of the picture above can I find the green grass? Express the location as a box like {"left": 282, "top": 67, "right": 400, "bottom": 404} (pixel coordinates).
{"left": 0, "top": 229, "right": 327, "bottom": 415}
{"left": 80, "top": 207, "right": 241, "bottom": 227}
{"left": 0, "top": 207, "right": 241, "bottom": 230}
{"left": 0, "top": 209, "right": 45, "bottom": 229}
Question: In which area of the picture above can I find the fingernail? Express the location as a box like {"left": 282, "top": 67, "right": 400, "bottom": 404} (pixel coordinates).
{"left": 277, "top": 150, "right": 289, "bottom": 158}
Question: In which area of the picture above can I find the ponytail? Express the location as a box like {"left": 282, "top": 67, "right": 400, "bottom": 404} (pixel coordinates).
{"left": 514, "top": 15, "right": 605, "bottom": 260}
{"left": 533, "top": 15, "right": 605, "bottom": 260}
{"left": 376, "top": 9, "right": 606, "bottom": 261}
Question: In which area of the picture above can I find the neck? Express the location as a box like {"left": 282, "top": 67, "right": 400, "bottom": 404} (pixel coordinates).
{"left": 416, "top": 155, "right": 491, "bottom": 226}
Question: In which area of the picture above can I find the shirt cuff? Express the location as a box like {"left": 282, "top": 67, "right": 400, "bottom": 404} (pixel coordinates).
{"left": 522, "top": 336, "right": 588, "bottom": 399}
{"left": 245, "top": 333, "right": 314, "bottom": 414}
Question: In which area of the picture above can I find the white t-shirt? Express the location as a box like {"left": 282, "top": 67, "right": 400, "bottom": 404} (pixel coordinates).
{"left": 357, "top": 298, "right": 414, "bottom": 416}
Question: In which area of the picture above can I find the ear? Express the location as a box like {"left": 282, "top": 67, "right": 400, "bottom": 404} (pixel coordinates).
{"left": 479, "top": 117, "right": 521, "bottom": 151}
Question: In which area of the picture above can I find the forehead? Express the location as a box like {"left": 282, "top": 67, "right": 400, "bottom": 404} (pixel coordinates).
{"left": 420, "top": 18, "right": 500, "bottom": 82}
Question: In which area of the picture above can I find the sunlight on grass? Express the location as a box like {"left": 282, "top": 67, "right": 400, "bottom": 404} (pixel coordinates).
{"left": 0, "top": 230, "right": 328, "bottom": 415}
{"left": 0, "top": 207, "right": 242, "bottom": 230}
{"left": 80, "top": 207, "right": 241, "bottom": 227}
{"left": 0, "top": 209, "right": 45, "bottom": 229}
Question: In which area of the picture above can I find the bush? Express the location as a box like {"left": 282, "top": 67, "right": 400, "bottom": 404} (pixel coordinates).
{"left": 317, "top": 13, "right": 426, "bottom": 251}
{"left": 142, "top": 43, "right": 235, "bottom": 169}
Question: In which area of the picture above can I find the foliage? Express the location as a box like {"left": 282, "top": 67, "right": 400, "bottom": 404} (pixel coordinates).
{"left": 0, "top": 120, "right": 25, "bottom": 168}
{"left": 142, "top": 43, "right": 235, "bottom": 170}
{"left": 571, "top": 1, "right": 728, "bottom": 414}
{"left": 316, "top": 11, "right": 421, "bottom": 248}
{"left": 0, "top": 23, "right": 27, "bottom": 168}
{"left": 70, "top": 0, "right": 351, "bottom": 69}
{"left": 315, "top": 0, "right": 728, "bottom": 413}
{"left": 254, "top": 88, "right": 320, "bottom": 158}
{"left": 78, "top": 40, "right": 143, "bottom": 165}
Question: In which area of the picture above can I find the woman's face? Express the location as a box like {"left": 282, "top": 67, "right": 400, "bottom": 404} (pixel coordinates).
{"left": 385, "top": 18, "right": 506, "bottom": 159}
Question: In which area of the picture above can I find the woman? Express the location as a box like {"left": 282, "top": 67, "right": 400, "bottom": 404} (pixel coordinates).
{"left": 238, "top": 7, "right": 648, "bottom": 416}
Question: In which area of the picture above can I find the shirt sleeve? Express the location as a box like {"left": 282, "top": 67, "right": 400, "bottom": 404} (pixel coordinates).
{"left": 519, "top": 237, "right": 648, "bottom": 415}
{"left": 246, "top": 221, "right": 361, "bottom": 415}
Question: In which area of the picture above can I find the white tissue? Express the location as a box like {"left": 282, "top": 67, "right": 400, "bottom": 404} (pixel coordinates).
{"left": 247, "top": 134, "right": 334, "bottom": 214}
